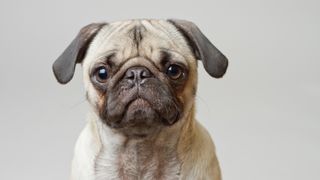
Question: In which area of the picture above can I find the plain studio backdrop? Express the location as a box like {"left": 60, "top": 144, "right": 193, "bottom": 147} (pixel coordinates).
{"left": 0, "top": 0, "right": 319, "bottom": 179}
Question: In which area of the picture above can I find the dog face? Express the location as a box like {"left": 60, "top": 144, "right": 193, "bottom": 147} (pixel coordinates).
{"left": 53, "top": 19, "right": 228, "bottom": 137}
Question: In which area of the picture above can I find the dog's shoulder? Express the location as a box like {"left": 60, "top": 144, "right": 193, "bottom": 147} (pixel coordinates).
{"left": 180, "top": 120, "right": 222, "bottom": 180}
{"left": 70, "top": 117, "right": 101, "bottom": 180}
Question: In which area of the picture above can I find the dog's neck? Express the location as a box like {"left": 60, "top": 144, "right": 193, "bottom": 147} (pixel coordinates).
{"left": 92, "top": 105, "right": 196, "bottom": 179}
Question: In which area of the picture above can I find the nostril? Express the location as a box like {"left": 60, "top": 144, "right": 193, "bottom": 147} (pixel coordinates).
{"left": 141, "top": 69, "right": 152, "bottom": 78}
{"left": 125, "top": 70, "right": 135, "bottom": 80}
{"left": 124, "top": 66, "right": 153, "bottom": 82}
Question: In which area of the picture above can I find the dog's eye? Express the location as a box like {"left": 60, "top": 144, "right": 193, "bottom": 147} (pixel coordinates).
{"left": 95, "top": 66, "right": 108, "bottom": 83}
{"left": 166, "top": 64, "right": 183, "bottom": 80}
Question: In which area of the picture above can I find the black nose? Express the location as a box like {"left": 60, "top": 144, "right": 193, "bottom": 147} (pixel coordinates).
{"left": 124, "top": 66, "right": 153, "bottom": 84}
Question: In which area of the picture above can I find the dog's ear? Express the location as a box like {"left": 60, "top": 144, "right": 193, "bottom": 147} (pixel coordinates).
{"left": 168, "top": 19, "right": 228, "bottom": 78}
{"left": 52, "top": 23, "right": 107, "bottom": 84}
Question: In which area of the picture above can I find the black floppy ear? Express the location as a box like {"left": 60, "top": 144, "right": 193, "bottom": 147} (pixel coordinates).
{"left": 52, "top": 23, "right": 107, "bottom": 84}
{"left": 168, "top": 19, "right": 228, "bottom": 78}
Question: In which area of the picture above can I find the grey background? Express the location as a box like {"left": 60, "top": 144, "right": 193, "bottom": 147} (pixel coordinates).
{"left": 0, "top": 0, "right": 319, "bottom": 179}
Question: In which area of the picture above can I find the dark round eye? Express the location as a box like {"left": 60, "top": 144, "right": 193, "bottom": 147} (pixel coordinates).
{"left": 166, "top": 64, "right": 183, "bottom": 80}
{"left": 95, "top": 66, "right": 108, "bottom": 83}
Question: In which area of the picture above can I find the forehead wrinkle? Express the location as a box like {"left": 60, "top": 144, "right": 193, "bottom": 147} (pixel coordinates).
{"left": 94, "top": 22, "right": 138, "bottom": 62}
{"left": 109, "top": 21, "right": 134, "bottom": 36}
{"left": 140, "top": 20, "right": 192, "bottom": 64}
{"left": 86, "top": 20, "right": 194, "bottom": 73}
{"left": 127, "top": 21, "right": 146, "bottom": 37}
{"left": 140, "top": 20, "right": 167, "bottom": 39}
{"left": 121, "top": 57, "right": 161, "bottom": 75}
{"left": 156, "top": 21, "right": 192, "bottom": 52}
{"left": 144, "top": 20, "right": 180, "bottom": 49}
{"left": 96, "top": 22, "right": 129, "bottom": 43}
{"left": 94, "top": 50, "right": 117, "bottom": 64}
{"left": 96, "top": 21, "right": 134, "bottom": 49}
{"left": 159, "top": 48, "right": 188, "bottom": 66}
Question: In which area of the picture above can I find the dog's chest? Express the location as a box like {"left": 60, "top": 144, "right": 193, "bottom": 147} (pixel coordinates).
{"left": 94, "top": 141, "right": 181, "bottom": 180}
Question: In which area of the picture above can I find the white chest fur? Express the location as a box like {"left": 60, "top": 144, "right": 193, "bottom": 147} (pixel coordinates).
{"left": 70, "top": 113, "right": 221, "bottom": 180}
{"left": 95, "top": 140, "right": 181, "bottom": 180}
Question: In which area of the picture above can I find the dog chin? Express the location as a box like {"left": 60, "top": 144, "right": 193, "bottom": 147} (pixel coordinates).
{"left": 110, "top": 98, "right": 162, "bottom": 137}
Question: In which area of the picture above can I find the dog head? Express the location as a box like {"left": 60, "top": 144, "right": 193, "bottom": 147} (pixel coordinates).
{"left": 53, "top": 19, "right": 228, "bottom": 138}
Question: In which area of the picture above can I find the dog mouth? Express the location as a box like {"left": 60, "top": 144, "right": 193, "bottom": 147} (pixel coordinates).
{"left": 126, "top": 96, "right": 180, "bottom": 124}
{"left": 104, "top": 97, "right": 162, "bottom": 137}
{"left": 123, "top": 97, "right": 159, "bottom": 126}
{"left": 127, "top": 98, "right": 151, "bottom": 111}
{"left": 103, "top": 80, "right": 182, "bottom": 134}
{"left": 105, "top": 95, "right": 180, "bottom": 130}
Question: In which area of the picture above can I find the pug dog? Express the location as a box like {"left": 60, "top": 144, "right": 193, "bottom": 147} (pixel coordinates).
{"left": 53, "top": 19, "right": 228, "bottom": 180}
